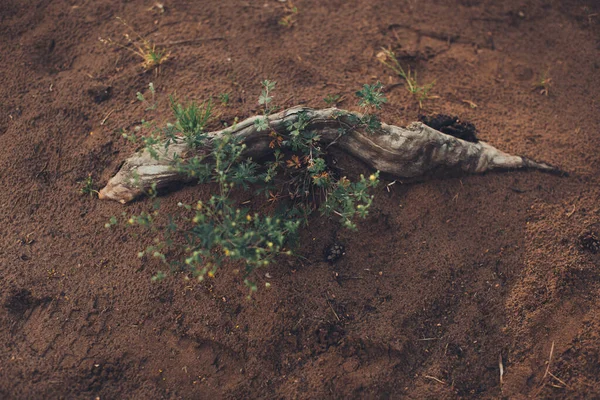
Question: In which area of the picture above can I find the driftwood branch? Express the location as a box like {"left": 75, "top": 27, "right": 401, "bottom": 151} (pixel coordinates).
{"left": 99, "top": 106, "right": 559, "bottom": 203}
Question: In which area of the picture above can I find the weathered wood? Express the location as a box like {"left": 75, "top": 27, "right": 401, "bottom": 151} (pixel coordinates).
{"left": 99, "top": 106, "right": 559, "bottom": 203}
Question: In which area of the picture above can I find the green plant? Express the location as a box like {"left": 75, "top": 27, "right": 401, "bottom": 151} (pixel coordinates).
{"left": 114, "top": 82, "right": 380, "bottom": 292}
{"left": 532, "top": 70, "right": 551, "bottom": 96}
{"left": 99, "top": 17, "right": 169, "bottom": 72}
{"left": 79, "top": 174, "right": 98, "bottom": 197}
{"left": 324, "top": 94, "right": 341, "bottom": 106}
{"left": 279, "top": 2, "right": 298, "bottom": 27}
{"left": 136, "top": 82, "right": 157, "bottom": 110}
{"left": 253, "top": 80, "right": 277, "bottom": 131}
{"left": 170, "top": 97, "right": 213, "bottom": 149}
{"left": 350, "top": 82, "right": 387, "bottom": 132}
{"left": 219, "top": 92, "right": 231, "bottom": 107}
{"left": 377, "top": 48, "right": 436, "bottom": 108}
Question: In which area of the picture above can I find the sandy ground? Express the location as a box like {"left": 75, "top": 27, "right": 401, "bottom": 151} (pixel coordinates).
{"left": 1, "top": 0, "right": 599, "bottom": 398}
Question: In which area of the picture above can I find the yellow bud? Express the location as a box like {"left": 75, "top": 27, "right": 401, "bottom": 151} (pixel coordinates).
{"left": 208, "top": 271, "right": 215, "bottom": 278}
{"left": 369, "top": 174, "right": 377, "bottom": 181}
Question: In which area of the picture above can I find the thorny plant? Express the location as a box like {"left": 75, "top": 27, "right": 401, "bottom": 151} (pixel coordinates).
{"left": 377, "top": 48, "right": 437, "bottom": 108}
{"left": 99, "top": 17, "right": 170, "bottom": 73}
{"left": 111, "top": 81, "right": 380, "bottom": 293}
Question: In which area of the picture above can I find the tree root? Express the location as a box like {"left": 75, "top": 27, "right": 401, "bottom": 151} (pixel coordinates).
{"left": 99, "top": 106, "right": 561, "bottom": 203}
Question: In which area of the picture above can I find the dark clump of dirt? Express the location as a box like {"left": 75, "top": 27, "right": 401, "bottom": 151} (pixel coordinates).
{"left": 316, "top": 322, "right": 346, "bottom": 350}
{"left": 419, "top": 114, "right": 479, "bottom": 143}
{"left": 580, "top": 231, "right": 600, "bottom": 254}
{"left": 324, "top": 242, "right": 345, "bottom": 263}
{"left": 87, "top": 85, "right": 112, "bottom": 104}
{"left": 4, "top": 289, "right": 50, "bottom": 317}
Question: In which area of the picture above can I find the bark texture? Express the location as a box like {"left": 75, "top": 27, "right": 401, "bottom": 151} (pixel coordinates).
{"left": 99, "top": 106, "right": 559, "bottom": 203}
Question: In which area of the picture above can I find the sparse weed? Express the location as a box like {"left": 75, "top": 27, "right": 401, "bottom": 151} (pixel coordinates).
{"left": 279, "top": 2, "right": 299, "bottom": 27}
{"left": 532, "top": 70, "right": 552, "bottom": 96}
{"left": 254, "top": 80, "right": 277, "bottom": 131}
{"left": 324, "top": 94, "right": 341, "bottom": 107}
{"left": 136, "top": 82, "right": 157, "bottom": 110}
{"left": 79, "top": 174, "right": 98, "bottom": 197}
{"left": 377, "top": 48, "right": 436, "bottom": 108}
{"left": 219, "top": 93, "right": 231, "bottom": 107}
{"left": 99, "top": 17, "right": 170, "bottom": 73}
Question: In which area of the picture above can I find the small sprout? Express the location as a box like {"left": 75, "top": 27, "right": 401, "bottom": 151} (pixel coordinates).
{"left": 323, "top": 94, "right": 341, "bottom": 106}
{"left": 532, "top": 70, "right": 552, "bottom": 96}
{"left": 104, "top": 216, "right": 118, "bottom": 229}
{"left": 219, "top": 93, "right": 230, "bottom": 106}
{"left": 278, "top": 2, "right": 298, "bottom": 27}
{"left": 151, "top": 271, "right": 166, "bottom": 282}
{"left": 79, "top": 174, "right": 99, "bottom": 197}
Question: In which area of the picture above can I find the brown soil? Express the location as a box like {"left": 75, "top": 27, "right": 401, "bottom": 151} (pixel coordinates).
{"left": 1, "top": 0, "right": 599, "bottom": 398}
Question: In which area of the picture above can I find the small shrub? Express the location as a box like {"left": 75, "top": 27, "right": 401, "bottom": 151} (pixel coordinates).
{"left": 115, "top": 82, "right": 380, "bottom": 292}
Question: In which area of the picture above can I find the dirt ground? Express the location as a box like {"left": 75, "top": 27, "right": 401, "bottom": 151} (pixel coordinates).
{"left": 1, "top": 0, "right": 599, "bottom": 398}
